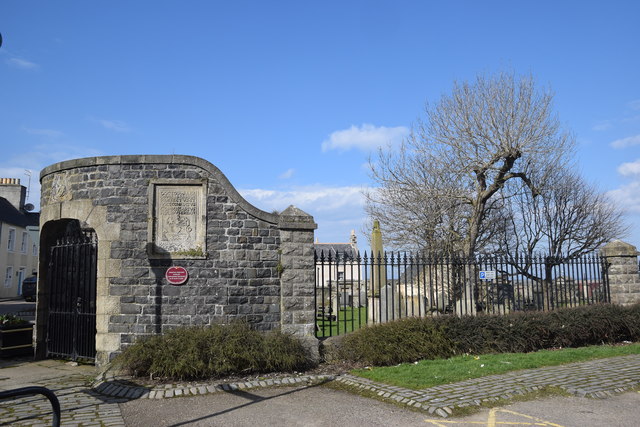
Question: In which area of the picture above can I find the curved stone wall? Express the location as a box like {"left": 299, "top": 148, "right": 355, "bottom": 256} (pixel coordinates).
{"left": 37, "top": 155, "right": 306, "bottom": 364}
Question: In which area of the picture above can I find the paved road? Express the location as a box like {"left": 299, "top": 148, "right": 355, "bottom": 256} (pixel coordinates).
{"left": 119, "top": 386, "right": 640, "bottom": 427}
{"left": 121, "top": 384, "right": 429, "bottom": 427}
{"left": 426, "top": 392, "right": 640, "bottom": 427}
{"left": 0, "top": 298, "right": 35, "bottom": 321}
{"left": 1, "top": 354, "right": 639, "bottom": 426}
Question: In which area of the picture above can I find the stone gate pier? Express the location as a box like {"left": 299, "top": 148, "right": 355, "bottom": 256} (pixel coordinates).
{"left": 37, "top": 155, "right": 317, "bottom": 365}
{"left": 602, "top": 240, "right": 640, "bottom": 306}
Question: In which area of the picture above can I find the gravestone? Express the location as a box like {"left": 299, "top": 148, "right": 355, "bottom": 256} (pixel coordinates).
{"left": 378, "top": 283, "right": 400, "bottom": 322}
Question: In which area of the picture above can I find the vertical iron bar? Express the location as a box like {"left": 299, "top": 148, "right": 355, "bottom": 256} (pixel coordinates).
{"left": 328, "top": 250, "right": 334, "bottom": 336}
{"left": 314, "top": 250, "right": 318, "bottom": 338}
{"left": 363, "top": 251, "right": 370, "bottom": 326}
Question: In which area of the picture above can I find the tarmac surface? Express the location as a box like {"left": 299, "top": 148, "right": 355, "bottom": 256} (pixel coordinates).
{"left": 0, "top": 354, "right": 639, "bottom": 426}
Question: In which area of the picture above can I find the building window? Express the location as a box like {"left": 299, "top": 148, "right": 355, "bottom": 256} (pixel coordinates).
{"left": 4, "top": 267, "right": 12, "bottom": 288}
{"left": 17, "top": 268, "right": 25, "bottom": 292}
{"left": 32, "top": 243, "right": 38, "bottom": 256}
{"left": 7, "top": 228, "right": 16, "bottom": 252}
{"left": 337, "top": 271, "right": 345, "bottom": 281}
{"left": 21, "top": 231, "right": 28, "bottom": 253}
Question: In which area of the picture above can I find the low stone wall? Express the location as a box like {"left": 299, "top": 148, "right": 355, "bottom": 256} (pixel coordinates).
{"left": 38, "top": 155, "right": 316, "bottom": 365}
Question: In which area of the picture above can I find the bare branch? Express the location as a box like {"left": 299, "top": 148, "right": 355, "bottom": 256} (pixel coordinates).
{"left": 365, "top": 72, "right": 576, "bottom": 257}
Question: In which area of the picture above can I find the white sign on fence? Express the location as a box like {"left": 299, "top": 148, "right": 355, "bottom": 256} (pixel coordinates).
{"left": 479, "top": 270, "right": 496, "bottom": 280}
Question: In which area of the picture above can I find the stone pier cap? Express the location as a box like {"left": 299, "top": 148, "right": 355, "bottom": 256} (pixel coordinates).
{"left": 601, "top": 240, "right": 640, "bottom": 257}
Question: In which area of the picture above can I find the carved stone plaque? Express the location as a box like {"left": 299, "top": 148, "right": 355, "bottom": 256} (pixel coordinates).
{"left": 48, "top": 172, "right": 72, "bottom": 203}
{"left": 151, "top": 183, "right": 206, "bottom": 256}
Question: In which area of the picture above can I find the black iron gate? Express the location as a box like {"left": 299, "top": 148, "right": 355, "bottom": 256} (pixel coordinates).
{"left": 46, "top": 226, "right": 97, "bottom": 361}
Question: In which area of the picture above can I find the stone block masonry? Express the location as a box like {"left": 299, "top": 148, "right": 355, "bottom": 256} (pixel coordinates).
{"left": 278, "top": 206, "right": 319, "bottom": 361}
{"left": 602, "top": 240, "right": 640, "bottom": 306}
{"left": 38, "top": 155, "right": 317, "bottom": 365}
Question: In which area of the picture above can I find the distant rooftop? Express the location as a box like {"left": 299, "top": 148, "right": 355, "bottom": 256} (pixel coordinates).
{"left": 314, "top": 230, "right": 359, "bottom": 259}
{"left": 0, "top": 197, "right": 39, "bottom": 228}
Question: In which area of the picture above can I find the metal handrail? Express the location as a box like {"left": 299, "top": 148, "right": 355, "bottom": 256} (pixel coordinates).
{"left": 0, "top": 386, "right": 61, "bottom": 427}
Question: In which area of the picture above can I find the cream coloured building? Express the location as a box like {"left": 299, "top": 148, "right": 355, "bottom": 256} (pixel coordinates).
{"left": 0, "top": 178, "right": 39, "bottom": 298}
{"left": 314, "top": 230, "right": 360, "bottom": 287}
{"left": 314, "top": 230, "right": 363, "bottom": 314}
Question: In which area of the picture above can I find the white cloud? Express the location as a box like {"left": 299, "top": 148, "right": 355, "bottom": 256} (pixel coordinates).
{"left": 91, "top": 118, "right": 131, "bottom": 133}
{"left": 278, "top": 168, "right": 295, "bottom": 179}
{"left": 321, "top": 123, "right": 408, "bottom": 152}
{"left": 621, "top": 114, "right": 640, "bottom": 124}
{"left": 7, "top": 144, "right": 103, "bottom": 170}
{"left": 610, "top": 134, "right": 640, "bottom": 149}
{"left": 614, "top": 159, "right": 640, "bottom": 217}
{"left": 592, "top": 120, "right": 612, "bottom": 131}
{"left": 240, "top": 185, "right": 365, "bottom": 213}
{"left": 0, "top": 144, "right": 105, "bottom": 210}
{"left": 240, "top": 185, "right": 369, "bottom": 244}
{"left": 608, "top": 181, "right": 640, "bottom": 249}
{"left": 22, "top": 127, "right": 64, "bottom": 138}
{"left": 608, "top": 182, "right": 640, "bottom": 214}
{"left": 6, "top": 57, "right": 38, "bottom": 69}
{"left": 592, "top": 101, "right": 640, "bottom": 132}
{"left": 618, "top": 159, "right": 640, "bottom": 176}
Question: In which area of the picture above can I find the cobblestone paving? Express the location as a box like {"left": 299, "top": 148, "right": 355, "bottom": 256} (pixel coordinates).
{"left": 335, "top": 354, "right": 640, "bottom": 418}
{"left": 0, "top": 360, "right": 126, "bottom": 426}
{"left": 93, "top": 372, "right": 336, "bottom": 400}
{"left": 2, "top": 354, "right": 639, "bottom": 424}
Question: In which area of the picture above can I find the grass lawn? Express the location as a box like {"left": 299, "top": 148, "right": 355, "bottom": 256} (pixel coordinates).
{"left": 316, "top": 307, "right": 367, "bottom": 337}
{"left": 352, "top": 343, "right": 640, "bottom": 390}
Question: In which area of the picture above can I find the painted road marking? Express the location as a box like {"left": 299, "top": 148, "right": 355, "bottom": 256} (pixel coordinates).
{"left": 424, "top": 408, "right": 565, "bottom": 426}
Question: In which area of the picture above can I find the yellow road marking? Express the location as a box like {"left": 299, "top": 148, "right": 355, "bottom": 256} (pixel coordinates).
{"left": 423, "top": 408, "right": 566, "bottom": 426}
{"left": 424, "top": 422, "right": 557, "bottom": 426}
{"left": 487, "top": 408, "right": 496, "bottom": 427}
{"left": 424, "top": 422, "right": 550, "bottom": 425}
{"left": 498, "top": 409, "right": 565, "bottom": 426}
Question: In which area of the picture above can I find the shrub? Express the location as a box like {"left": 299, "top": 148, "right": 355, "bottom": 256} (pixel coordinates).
{"left": 0, "top": 314, "right": 29, "bottom": 327}
{"left": 113, "top": 322, "right": 312, "bottom": 380}
{"left": 337, "top": 303, "right": 640, "bottom": 366}
{"left": 339, "top": 317, "right": 454, "bottom": 365}
{"left": 623, "top": 304, "right": 640, "bottom": 339}
{"left": 437, "top": 311, "right": 555, "bottom": 354}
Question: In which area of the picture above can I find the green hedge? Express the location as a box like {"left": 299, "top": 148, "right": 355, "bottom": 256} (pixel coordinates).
{"left": 336, "top": 316, "right": 455, "bottom": 366}
{"left": 113, "top": 322, "right": 312, "bottom": 380}
{"left": 338, "top": 304, "right": 640, "bottom": 366}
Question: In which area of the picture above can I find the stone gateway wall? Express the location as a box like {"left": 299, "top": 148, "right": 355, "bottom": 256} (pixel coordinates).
{"left": 37, "top": 155, "right": 317, "bottom": 365}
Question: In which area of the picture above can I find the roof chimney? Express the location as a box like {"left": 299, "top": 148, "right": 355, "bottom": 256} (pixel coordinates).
{"left": 0, "top": 178, "right": 27, "bottom": 210}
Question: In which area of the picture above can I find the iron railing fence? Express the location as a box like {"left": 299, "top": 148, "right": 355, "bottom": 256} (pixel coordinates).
{"left": 314, "top": 251, "right": 610, "bottom": 338}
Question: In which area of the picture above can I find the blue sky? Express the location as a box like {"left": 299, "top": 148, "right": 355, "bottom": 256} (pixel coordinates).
{"left": 1, "top": 1, "right": 640, "bottom": 250}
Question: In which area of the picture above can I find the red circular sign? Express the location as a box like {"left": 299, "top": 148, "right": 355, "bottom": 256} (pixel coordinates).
{"left": 166, "top": 266, "right": 189, "bottom": 285}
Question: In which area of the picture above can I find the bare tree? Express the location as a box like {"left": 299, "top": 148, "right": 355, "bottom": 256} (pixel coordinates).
{"left": 498, "top": 169, "right": 628, "bottom": 308}
{"left": 366, "top": 72, "right": 574, "bottom": 257}
{"left": 502, "top": 169, "right": 628, "bottom": 258}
